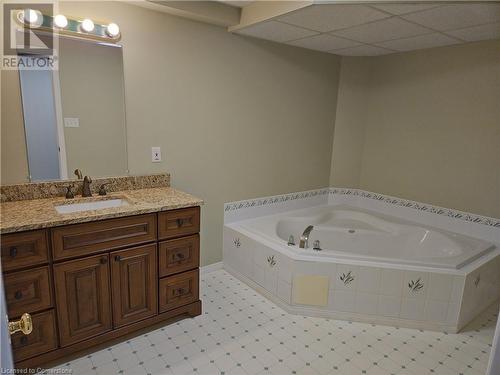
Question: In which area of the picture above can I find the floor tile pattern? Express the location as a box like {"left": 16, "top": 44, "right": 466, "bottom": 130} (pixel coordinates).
{"left": 47, "top": 270, "right": 498, "bottom": 375}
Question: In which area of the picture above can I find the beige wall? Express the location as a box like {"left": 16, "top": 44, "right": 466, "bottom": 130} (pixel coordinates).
{"left": 60, "top": 1, "right": 341, "bottom": 266}
{"left": 331, "top": 40, "right": 500, "bottom": 218}
{"left": 329, "top": 58, "right": 370, "bottom": 188}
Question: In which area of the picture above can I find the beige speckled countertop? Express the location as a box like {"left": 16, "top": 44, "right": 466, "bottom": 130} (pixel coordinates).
{"left": 0, "top": 187, "right": 203, "bottom": 234}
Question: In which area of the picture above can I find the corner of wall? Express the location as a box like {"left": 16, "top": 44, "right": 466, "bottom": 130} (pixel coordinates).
{"left": 329, "top": 56, "right": 372, "bottom": 189}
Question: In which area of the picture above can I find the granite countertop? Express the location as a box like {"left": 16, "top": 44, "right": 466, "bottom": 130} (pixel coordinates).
{"left": 0, "top": 187, "right": 203, "bottom": 234}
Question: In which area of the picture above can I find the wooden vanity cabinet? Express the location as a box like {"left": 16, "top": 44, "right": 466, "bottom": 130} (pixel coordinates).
{"left": 2, "top": 207, "right": 201, "bottom": 369}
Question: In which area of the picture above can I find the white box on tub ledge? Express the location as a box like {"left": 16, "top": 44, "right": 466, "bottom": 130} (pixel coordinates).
{"left": 222, "top": 188, "right": 500, "bottom": 333}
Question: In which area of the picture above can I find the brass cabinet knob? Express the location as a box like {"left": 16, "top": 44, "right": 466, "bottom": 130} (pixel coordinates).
{"left": 8, "top": 313, "right": 33, "bottom": 336}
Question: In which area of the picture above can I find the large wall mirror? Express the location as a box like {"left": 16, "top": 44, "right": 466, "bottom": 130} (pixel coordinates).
{"left": 1, "top": 36, "right": 128, "bottom": 184}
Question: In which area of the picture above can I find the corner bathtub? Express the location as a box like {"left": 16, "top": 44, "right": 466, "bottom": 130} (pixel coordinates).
{"left": 223, "top": 204, "right": 500, "bottom": 332}
{"left": 247, "top": 205, "right": 494, "bottom": 269}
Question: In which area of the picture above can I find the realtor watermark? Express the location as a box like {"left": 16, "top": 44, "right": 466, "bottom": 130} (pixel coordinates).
{"left": 2, "top": 1, "right": 58, "bottom": 70}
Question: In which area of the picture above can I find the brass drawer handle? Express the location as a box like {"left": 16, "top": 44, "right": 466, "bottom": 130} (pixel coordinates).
{"left": 14, "top": 291, "right": 23, "bottom": 300}
{"left": 9, "top": 313, "right": 33, "bottom": 336}
{"left": 176, "top": 218, "right": 184, "bottom": 227}
{"left": 10, "top": 247, "right": 18, "bottom": 258}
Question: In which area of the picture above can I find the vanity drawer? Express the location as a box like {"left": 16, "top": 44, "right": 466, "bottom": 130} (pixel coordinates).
{"left": 51, "top": 214, "right": 157, "bottom": 260}
{"left": 12, "top": 310, "right": 58, "bottom": 362}
{"left": 159, "top": 269, "right": 199, "bottom": 313}
{"left": 5, "top": 266, "right": 53, "bottom": 318}
{"left": 158, "top": 207, "right": 200, "bottom": 240}
{"left": 1, "top": 230, "right": 49, "bottom": 272}
{"left": 159, "top": 235, "right": 199, "bottom": 277}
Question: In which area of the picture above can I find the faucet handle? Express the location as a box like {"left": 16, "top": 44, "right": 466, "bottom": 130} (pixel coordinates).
{"left": 287, "top": 235, "right": 295, "bottom": 246}
{"left": 65, "top": 184, "right": 74, "bottom": 199}
{"left": 313, "top": 240, "right": 322, "bottom": 251}
{"left": 98, "top": 183, "right": 110, "bottom": 196}
{"left": 74, "top": 169, "right": 83, "bottom": 179}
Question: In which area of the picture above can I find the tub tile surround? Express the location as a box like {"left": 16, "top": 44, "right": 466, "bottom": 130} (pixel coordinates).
{"left": 223, "top": 188, "right": 500, "bottom": 333}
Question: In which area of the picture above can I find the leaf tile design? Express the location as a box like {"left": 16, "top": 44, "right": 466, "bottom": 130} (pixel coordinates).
{"left": 340, "top": 271, "right": 354, "bottom": 286}
{"left": 408, "top": 278, "right": 424, "bottom": 293}
{"left": 267, "top": 255, "right": 276, "bottom": 267}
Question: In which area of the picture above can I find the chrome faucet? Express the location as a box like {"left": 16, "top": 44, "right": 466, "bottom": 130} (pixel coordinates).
{"left": 299, "top": 225, "right": 314, "bottom": 249}
{"left": 82, "top": 176, "right": 93, "bottom": 197}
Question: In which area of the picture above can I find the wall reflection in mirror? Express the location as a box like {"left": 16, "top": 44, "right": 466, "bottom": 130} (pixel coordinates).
{"left": 1, "top": 37, "right": 128, "bottom": 184}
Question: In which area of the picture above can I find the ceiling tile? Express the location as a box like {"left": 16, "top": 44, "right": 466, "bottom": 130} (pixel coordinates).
{"left": 288, "top": 34, "right": 360, "bottom": 52}
{"left": 332, "top": 45, "right": 394, "bottom": 56}
{"left": 332, "top": 17, "right": 432, "bottom": 44}
{"left": 236, "top": 21, "right": 318, "bottom": 43}
{"left": 402, "top": 3, "right": 500, "bottom": 32}
{"left": 446, "top": 22, "right": 500, "bottom": 42}
{"left": 277, "top": 4, "right": 389, "bottom": 33}
{"left": 371, "top": 3, "right": 442, "bottom": 15}
{"left": 375, "top": 33, "right": 460, "bottom": 52}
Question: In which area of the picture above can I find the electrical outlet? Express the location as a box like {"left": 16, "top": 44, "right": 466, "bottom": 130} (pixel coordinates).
{"left": 151, "top": 147, "right": 161, "bottom": 162}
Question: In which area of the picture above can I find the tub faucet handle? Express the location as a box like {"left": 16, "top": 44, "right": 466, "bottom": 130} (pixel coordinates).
{"left": 313, "top": 240, "right": 322, "bottom": 251}
{"left": 287, "top": 235, "right": 295, "bottom": 246}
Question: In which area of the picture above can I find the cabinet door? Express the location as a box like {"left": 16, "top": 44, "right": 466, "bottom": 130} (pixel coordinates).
{"left": 54, "top": 254, "right": 112, "bottom": 347}
{"left": 111, "top": 244, "right": 157, "bottom": 328}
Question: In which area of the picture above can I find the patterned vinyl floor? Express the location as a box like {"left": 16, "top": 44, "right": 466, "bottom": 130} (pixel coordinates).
{"left": 46, "top": 269, "right": 498, "bottom": 375}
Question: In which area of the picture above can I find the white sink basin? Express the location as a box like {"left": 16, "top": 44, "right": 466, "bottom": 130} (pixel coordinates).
{"left": 55, "top": 198, "right": 130, "bottom": 214}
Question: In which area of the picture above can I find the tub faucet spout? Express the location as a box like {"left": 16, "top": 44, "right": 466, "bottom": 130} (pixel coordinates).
{"left": 299, "top": 225, "right": 314, "bottom": 249}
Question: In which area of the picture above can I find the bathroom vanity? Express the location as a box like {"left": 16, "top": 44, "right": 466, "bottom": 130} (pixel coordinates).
{"left": 0, "top": 175, "right": 203, "bottom": 369}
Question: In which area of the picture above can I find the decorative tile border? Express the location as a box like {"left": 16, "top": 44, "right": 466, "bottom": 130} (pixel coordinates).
{"left": 1, "top": 173, "right": 170, "bottom": 202}
{"left": 224, "top": 187, "right": 500, "bottom": 228}
{"left": 224, "top": 188, "right": 330, "bottom": 212}
{"left": 331, "top": 188, "right": 500, "bottom": 228}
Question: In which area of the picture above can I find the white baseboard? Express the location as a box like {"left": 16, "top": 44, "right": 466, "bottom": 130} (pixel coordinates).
{"left": 200, "top": 261, "right": 223, "bottom": 275}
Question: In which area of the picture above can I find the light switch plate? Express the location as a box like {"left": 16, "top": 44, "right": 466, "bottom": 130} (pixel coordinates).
{"left": 151, "top": 147, "right": 161, "bottom": 162}
{"left": 64, "top": 117, "right": 79, "bottom": 128}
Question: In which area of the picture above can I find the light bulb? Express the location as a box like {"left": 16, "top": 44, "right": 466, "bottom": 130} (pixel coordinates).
{"left": 54, "top": 14, "right": 68, "bottom": 28}
{"left": 24, "top": 9, "right": 38, "bottom": 23}
{"left": 106, "top": 23, "right": 120, "bottom": 38}
{"left": 22, "top": 9, "right": 42, "bottom": 27}
{"left": 81, "top": 18, "right": 94, "bottom": 32}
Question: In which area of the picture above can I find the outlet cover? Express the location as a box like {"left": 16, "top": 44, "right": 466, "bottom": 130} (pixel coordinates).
{"left": 64, "top": 117, "right": 79, "bottom": 128}
{"left": 151, "top": 147, "right": 161, "bottom": 162}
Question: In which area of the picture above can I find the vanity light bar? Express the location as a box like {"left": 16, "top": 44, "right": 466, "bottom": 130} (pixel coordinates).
{"left": 16, "top": 10, "right": 120, "bottom": 41}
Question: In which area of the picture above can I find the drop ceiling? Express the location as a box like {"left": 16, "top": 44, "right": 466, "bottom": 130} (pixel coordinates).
{"left": 218, "top": 1, "right": 255, "bottom": 7}
{"left": 234, "top": 2, "right": 500, "bottom": 56}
